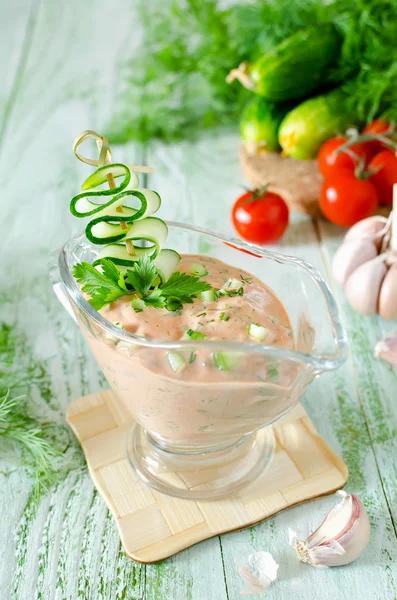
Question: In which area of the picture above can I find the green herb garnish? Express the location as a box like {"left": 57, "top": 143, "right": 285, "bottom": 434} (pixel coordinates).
{"left": 219, "top": 312, "right": 230, "bottom": 321}
{"left": 240, "top": 275, "right": 252, "bottom": 284}
{"left": 73, "top": 259, "right": 129, "bottom": 310}
{"left": 107, "top": 0, "right": 397, "bottom": 144}
{"left": 186, "top": 329, "right": 206, "bottom": 340}
{"left": 74, "top": 257, "right": 212, "bottom": 311}
{"left": 126, "top": 254, "right": 158, "bottom": 296}
{"left": 0, "top": 391, "right": 61, "bottom": 499}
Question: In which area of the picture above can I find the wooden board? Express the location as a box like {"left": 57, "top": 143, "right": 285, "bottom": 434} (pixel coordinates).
{"left": 240, "top": 145, "right": 323, "bottom": 216}
{"left": 66, "top": 390, "right": 347, "bottom": 564}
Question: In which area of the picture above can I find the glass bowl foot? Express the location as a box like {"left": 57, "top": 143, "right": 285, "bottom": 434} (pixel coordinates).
{"left": 126, "top": 425, "right": 275, "bottom": 499}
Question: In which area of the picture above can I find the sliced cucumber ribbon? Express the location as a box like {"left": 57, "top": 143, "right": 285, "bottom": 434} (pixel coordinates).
{"left": 71, "top": 131, "right": 175, "bottom": 269}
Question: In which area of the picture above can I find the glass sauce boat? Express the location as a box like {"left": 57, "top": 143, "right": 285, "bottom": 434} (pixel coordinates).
{"left": 51, "top": 222, "right": 348, "bottom": 499}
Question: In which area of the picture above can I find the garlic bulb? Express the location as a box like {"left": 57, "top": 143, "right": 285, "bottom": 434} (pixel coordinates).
{"left": 375, "top": 333, "right": 397, "bottom": 366}
{"left": 344, "top": 256, "right": 387, "bottom": 315}
{"left": 332, "top": 185, "right": 396, "bottom": 319}
{"left": 344, "top": 215, "right": 388, "bottom": 250}
{"left": 332, "top": 239, "right": 377, "bottom": 286}
{"left": 378, "top": 263, "right": 397, "bottom": 320}
{"left": 292, "top": 490, "right": 370, "bottom": 567}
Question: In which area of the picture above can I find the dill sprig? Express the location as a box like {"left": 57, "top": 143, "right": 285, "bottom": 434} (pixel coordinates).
{"left": 0, "top": 391, "right": 61, "bottom": 500}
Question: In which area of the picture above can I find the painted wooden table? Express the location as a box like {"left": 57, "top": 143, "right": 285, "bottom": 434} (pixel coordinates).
{"left": 1, "top": 1, "right": 397, "bottom": 599}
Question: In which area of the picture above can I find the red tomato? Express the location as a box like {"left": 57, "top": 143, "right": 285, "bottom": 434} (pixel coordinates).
{"left": 368, "top": 149, "right": 397, "bottom": 206}
{"left": 363, "top": 119, "right": 394, "bottom": 155}
{"left": 318, "top": 136, "right": 370, "bottom": 177}
{"left": 232, "top": 188, "right": 289, "bottom": 244}
{"left": 320, "top": 170, "right": 379, "bottom": 227}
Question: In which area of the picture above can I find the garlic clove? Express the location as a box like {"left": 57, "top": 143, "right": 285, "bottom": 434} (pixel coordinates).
{"left": 375, "top": 333, "right": 397, "bottom": 366}
{"left": 378, "top": 263, "right": 397, "bottom": 320}
{"left": 344, "top": 215, "right": 388, "bottom": 250}
{"left": 332, "top": 239, "right": 378, "bottom": 287}
{"left": 345, "top": 257, "right": 387, "bottom": 315}
{"left": 294, "top": 490, "right": 371, "bottom": 568}
{"left": 235, "top": 551, "right": 279, "bottom": 595}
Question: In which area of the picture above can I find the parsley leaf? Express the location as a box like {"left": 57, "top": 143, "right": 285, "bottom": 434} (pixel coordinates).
{"left": 100, "top": 259, "right": 128, "bottom": 291}
{"left": 126, "top": 254, "right": 158, "bottom": 296}
{"left": 73, "top": 261, "right": 129, "bottom": 310}
{"left": 74, "top": 257, "right": 214, "bottom": 312}
{"left": 144, "top": 289, "right": 166, "bottom": 308}
{"left": 160, "top": 272, "right": 211, "bottom": 299}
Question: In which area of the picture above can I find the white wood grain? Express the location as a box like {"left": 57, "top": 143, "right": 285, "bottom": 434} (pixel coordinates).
{"left": 0, "top": 0, "right": 35, "bottom": 134}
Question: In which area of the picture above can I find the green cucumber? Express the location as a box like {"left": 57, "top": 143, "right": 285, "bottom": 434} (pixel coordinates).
{"left": 94, "top": 244, "right": 156, "bottom": 268}
{"left": 87, "top": 216, "right": 168, "bottom": 256}
{"left": 71, "top": 162, "right": 171, "bottom": 267}
{"left": 190, "top": 263, "right": 208, "bottom": 277}
{"left": 247, "top": 323, "right": 269, "bottom": 342}
{"left": 167, "top": 351, "right": 186, "bottom": 372}
{"left": 278, "top": 88, "right": 361, "bottom": 159}
{"left": 240, "top": 98, "right": 290, "bottom": 154}
{"left": 81, "top": 164, "right": 137, "bottom": 191}
{"left": 154, "top": 249, "right": 181, "bottom": 283}
{"left": 228, "top": 25, "right": 342, "bottom": 102}
{"left": 213, "top": 352, "right": 241, "bottom": 371}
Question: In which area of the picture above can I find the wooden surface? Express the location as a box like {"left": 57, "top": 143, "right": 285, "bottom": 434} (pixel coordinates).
{"left": 66, "top": 391, "right": 347, "bottom": 564}
{"left": 1, "top": 0, "right": 397, "bottom": 598}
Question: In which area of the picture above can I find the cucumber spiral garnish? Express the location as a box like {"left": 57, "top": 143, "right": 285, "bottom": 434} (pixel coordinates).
{"left": 71, "top": 131, "right": 180, "bottom": 278}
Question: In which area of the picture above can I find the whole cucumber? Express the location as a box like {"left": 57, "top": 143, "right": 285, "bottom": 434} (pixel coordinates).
{"left": 240, "top": 98, "right": 290, "bottom": 154}
{"left": 278, "top": 88, "right": 361, "bottom": 160}
{"left": 227, "top": 25, "right": 342, "bottom": 102}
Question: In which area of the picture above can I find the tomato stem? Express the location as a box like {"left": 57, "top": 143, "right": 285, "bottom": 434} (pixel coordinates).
{"left": 336, "top": 131, "right": 397, "bottom": 156}
{"left": 241, "top": 184, "right": 271, "bottom": 205}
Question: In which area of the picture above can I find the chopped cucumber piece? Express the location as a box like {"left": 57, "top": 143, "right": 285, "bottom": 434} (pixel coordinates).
{"left": 217, "top": 284, "right": 243, "bottom": 297}
{"left": 225, "top": 277, "right": 243, "bottom": 291}
{"left": 200, "top": 290, "right": 217, "bottom": 303}
{"left": 118, "top": 341, "right": 136, "bottom": 354}
{"left": 186, "top": 329, "right": 206, "bottom": 340}
{"left": 247, "top": 323, "right": 269, "bottom": 342}
{"left": 213, "top": 352, "right": 241, "bottom": 371}
{"left": 131, "top": 297, "right": 146, "bottom": 312}
{"left": 190, "top": 263, "right": 208, "bottom": 277}
{"left": 105, "top": 321, "right": 123, "bottom": 344}
{"left": 219, "top": 312, "right": 230, "bottom": 322}
{"left": 167, "top": 351, "right": 186, "bottom": 372}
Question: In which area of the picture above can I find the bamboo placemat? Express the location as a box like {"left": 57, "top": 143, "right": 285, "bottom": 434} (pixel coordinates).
{"left": 66, "top": 390, "right": 348, "bottom": 564}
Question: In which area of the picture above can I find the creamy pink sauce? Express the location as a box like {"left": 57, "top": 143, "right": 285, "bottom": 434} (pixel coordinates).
{"left": 80, "top": 255, "right": 304, "bottom": 445}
